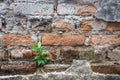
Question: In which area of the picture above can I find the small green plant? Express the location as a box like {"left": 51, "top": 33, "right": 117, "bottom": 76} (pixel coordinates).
{"left": 31, "top": 42, "right": 49, "bottom": 66}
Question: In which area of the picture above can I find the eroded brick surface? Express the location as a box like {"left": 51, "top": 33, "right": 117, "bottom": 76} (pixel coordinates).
{"left": 52, "top": 19, "right": 75, "bottom": 32}
{"left": 91, "top": 65, "right": 120, "bottom": 74}
{"left": 106, "top": 22, "right": 120, "bottom": 31}
{"left": 89, "top": 35, "right": 120, "bottom": 46}
{"left": 42, "top": 34, "right": 85, "bottom": 46}
{"left": 11, "top": 49, "right": 34, "bottom": 59}
{"left": 80, "top": 20, "right": 107, "bottom": 31}
{"left": 3, "top": 34, "right": 34, "bottom": 46}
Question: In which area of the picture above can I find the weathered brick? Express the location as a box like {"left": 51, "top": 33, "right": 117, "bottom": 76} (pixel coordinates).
{"left": 42, "top": 34, "right": 85, "bottom": 46}
{"left": 0, "top": 50, "right": 7, "bottom": 60}
{"left": 91, "top": 65, "right": 120, "bottom": 74}
{"left": 80, "top": 20, "right": 93, "bottom": 31}
{"left": 89, "top": 35, "right": 120, "bottom": 46}
{"left": 59, "top": 47, "right": 94, "bottom": 63}
{"left": 1, "top": 63, "right": 36, "bottom": 75}
{"left": 11, "top": 49, "right": 34, "bottom": 59}
{"left": 52, "top": 19, "right": 75, "bottom": 32}
{"left": 106, "top": 22, "right": 120, "bottom": 31}
{"left": 3, "top": 34, "right": 34, "bottom": 46}
{"left": 1, "top": 64, "right": 35, "bottom": 71}
{"left": 80, "top": 20, "right": 107, "bottom": 31}
{"left": 57, "top": 3, "right": 96, "bottom": 16}
{"left": 10, "top": 3, "right": 54, "bottom": 16}
{"left": 47, "top": 50, "right": 57, "bottom": 61}
{"left": 22, "top": 49, "right": 33, "bottom": 57}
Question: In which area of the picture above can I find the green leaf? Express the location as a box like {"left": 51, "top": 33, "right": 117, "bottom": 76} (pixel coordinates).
{"left": 41, "top": 50, "right": 47, "bottom": 56}
{"left": 37, "top": 41, "right": 42, "bottom": 48}
{"left": 34, "top": 55, "right": 40, "bottom": 60}
{"left": 44, "top": 59, "right": 48, "bottom": 63}
{"left": 39, "top": 48, "right": 42, "bottom": 53}
{"left": 37, "top": 60, "right": 42, "bottom": 66}
{"left": 37, "top": 60, "right": 45, "bottom": 66}
{"left": 45, "top": 57, "right": 50, "bottom": 60}
{"left": 31, "top": 46, "right": 39, "bottom": 51}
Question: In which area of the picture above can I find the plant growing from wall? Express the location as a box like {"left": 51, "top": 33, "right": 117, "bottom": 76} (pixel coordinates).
{"left": 31, "top": 42, "right": 49, "bottom": 66}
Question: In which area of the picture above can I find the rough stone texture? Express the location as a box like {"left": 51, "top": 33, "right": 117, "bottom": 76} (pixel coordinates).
{"left": 29, "top": 75, "right": 45, "bottom": 80}
{"left": 10, "top": 3, "right": 54, "bottom": 16}
{"left": 30, "top": 17, "right": 53, "bottom": 33}
{"left": 46, "top": 73, "right": 79, "bottom": 80}
{"left": 93, "top": 46, "right": 109, "bottom": 61}
{"left": 89, "top": 35, "right": 120, "bottom": 46}
{"left": 42, "top": 34, "right": 85, "bottom": 46}
{"left": 0, "top": 3, "right": 7, "bottom": 15}
{"left": 2, "top": 34, "right": 35, "bottom": 46}
{"left": 2, "top": 16, "right": 28, "bottom": 34}
{"left": 107, "top": 47, "right": 120, "bottom": 60}
{"left": 105, "top": 75, "right": 120, "bottom": 80}
{"left": 66, "top": 60, "right": 92, "bottom": 75}
{"left": 95, "top": 0, "right": 120, "bottom": 22}
{"left": 44, "top": 64, "right": 70, "bottom": 70}
{"left": 13, "top": 0, "right": 56, "bottom": 3}
{"left": 57, "top": 3, "right": 96, "bottom": 16}
{"left": 0, "top": 76, "right": 26, "bottom": 80}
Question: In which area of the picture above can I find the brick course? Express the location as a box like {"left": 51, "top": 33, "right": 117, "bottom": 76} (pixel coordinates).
{"left": 3, "top": 34, "right": 34, "bottom": 46}
{"left": 42, "top": 34, "right": 85, "bottom": 46}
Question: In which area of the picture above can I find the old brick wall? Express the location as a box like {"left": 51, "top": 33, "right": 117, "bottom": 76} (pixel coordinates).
{"left": 0, "top": 0, "right": 120, "bottom": 74}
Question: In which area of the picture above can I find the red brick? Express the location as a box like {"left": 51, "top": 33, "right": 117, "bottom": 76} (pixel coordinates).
{"left": 47, "top": 50, "right": 57, "bottom": 61}
{"left": 80, "top": 20, "right": 107, "bottom": 31}
{"left": 80, "top": 20, "right": 93, "bottom": 31}
{"left": 42, "top": 34, "right": 85, "bottom": 46}
{"left": 3, "top": 34, "right": 34, "bottom": 46}
{"left": 76, "top": 4, "right": 96, "bottom": 16}
{"left": 89, "top": 35, "right": 120, "bottom": 46}
{"left": 1, "top": 64, "right": 35, "bottom": 71}
{"left": 91, "top": 65, "right": 120, "bottom": 74}
{"left": 106, "top": 22, "right": 120, "bottom": 31}
{"left": 22, "top": 49, "right": 33, "bottom": 57}
{"left": 11, "top": 49, "right": 34, "bottom": 59}
{"left": 11, "top": 49, "right": 23, "bottom": 59}
{"left": 52, "top": 19, "right": 75, "bottom": 32}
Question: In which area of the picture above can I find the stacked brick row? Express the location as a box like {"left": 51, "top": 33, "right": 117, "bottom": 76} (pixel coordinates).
{"left": 0, "top": 0, "right": 120, "bottom": 75}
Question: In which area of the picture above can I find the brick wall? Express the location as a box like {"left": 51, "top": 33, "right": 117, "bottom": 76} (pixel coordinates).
{"left": 0, "top": 0, "right": 120, "bottom": 74}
